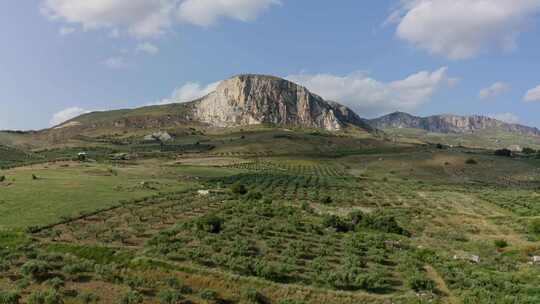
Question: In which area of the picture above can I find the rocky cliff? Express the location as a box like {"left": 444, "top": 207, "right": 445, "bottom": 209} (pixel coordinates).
{"left": 191, "top": 75, "right": 372, "bottom": 131}
{"left": 370, "top": 112, "right": 540, "bottom": 137}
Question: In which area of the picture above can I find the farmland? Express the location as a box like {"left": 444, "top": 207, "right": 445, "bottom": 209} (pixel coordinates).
{"left": 1, "top": 130, "right": 540, "bottom": 303}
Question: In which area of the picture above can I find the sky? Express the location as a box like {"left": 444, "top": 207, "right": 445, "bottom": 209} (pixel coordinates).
{"left": 1, "top": 0, "right": 540, "bottom": 130}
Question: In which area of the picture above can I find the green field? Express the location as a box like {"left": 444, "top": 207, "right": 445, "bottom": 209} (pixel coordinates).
{"left": 1, "top": 129, "right": 540, "bottom": 303}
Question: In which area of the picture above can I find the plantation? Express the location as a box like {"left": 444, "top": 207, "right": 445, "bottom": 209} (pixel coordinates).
{"left": 2, "top": 129, "right": 540, "bottom": 303}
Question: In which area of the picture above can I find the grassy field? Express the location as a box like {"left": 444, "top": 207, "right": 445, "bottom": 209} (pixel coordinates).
{"left": 1, "top": 129, "right": 540, "bottom": 303}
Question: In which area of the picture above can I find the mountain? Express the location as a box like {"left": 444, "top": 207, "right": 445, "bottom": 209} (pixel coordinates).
{"left": 370, "top": 112, "right": 540, "bottom": 137}
{"left": 53, "top": 74, "right": 374, "bottom": 135}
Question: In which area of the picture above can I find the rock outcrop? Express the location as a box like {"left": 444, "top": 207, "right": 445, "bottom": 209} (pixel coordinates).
{"left": 369, "top": 112, "right": 540, "bottom": 137}
{"left": 191, "top": 75, "right": 372, "bottom": 131}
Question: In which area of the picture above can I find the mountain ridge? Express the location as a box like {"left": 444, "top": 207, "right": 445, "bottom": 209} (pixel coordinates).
{"left": 369, "top": 111, "right": 540, "bottom": 137}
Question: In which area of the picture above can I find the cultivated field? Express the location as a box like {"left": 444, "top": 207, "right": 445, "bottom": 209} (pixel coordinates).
{"left": 1, "top": 130, "right": 540, "bottom": 303}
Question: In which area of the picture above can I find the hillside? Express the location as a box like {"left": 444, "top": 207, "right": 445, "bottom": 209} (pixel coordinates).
{"left": 370, "top": 112, "right": 540, "bottom": 137}
{"left": 370, "top": 112, "right": 540, "bottom": 149}
{"left": 44, "top": 75, "right": 375, "bottom": 143}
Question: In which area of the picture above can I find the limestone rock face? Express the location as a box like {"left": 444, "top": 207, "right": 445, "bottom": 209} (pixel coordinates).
{"left": 370, "top": 112, "right": 540, "bottom": 136}
{"left": 192, "top": 75, "right": 368, "bottom": 131}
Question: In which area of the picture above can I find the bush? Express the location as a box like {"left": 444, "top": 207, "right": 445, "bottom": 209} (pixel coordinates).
{"left": 196, "top": 215, "right": 224, "bottom": 234}
{"left": 158, "top": 290, "right": 184, "bottom": 304}
{"left": 0, "top": 176, "right": 5, "bottom": 183}
{"left": 494, "top": 149, "right": 512, "bottom": 157}
{"left": 360, "top": 213, "right": 408, "bottom": 236}
{"left": 199, "top": 289, "right": 218, "bottom": 301}
{"left": 494, "top": 239, "right": 509, "bottom": 248}
{"left": 45, "top": 277, "right": 65, "bottom": 290}
{"left": 77, "top": 293, "right": 99, "bottom": 304}
{"left": 247, "top": 191, "right": 263, "bottom": 201}
{"left": 21, "top": 260, "right": 52, "bottom": 281}
{"left": 278, "top": 300, "right": 306, "bottom": 304}
{"left": 523, "top": 147, "right": 536, "bottom": 155}
{"left": 0, "top": 291, "right": 21, "bottom": 304}
{"left": 530, "top": 219, "right": 540, "bottom": 235}
{"left": 322, "top": 215, "right": 351, "bottom": 233}
{"left": 465, "top": 158, "right": 478, "bottom": 165}
{"left": 243, "top": 289, "right": 266, "bottom": 304}
{"left": 407, "top": 273, "right": 436, "bottom": 292}
{"left": 231, "top": 183, "right": 248, "bottom": 195}
{"left": 119, "top": 291, "right": 143, "bottom": 304}
{"left": 321, "top": 196, "right": 333, "bottom": 204}
{"left": 27, "top": 289, "right": 62, "bottom": 304}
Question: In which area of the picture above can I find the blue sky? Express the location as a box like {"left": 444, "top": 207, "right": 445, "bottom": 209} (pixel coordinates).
{"left": 1, "top": 0, "right": 540, "bottom": 130}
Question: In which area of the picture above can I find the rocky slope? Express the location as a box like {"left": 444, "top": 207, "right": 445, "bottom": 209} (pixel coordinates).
{"left": 53, "top": 74, "right": 374, "bottom": 134}
{"left": 370, "top": 112, "right": 540, "bottom": 137}
{"left": 191, "top": 74, "right": 372, "bottom": 131}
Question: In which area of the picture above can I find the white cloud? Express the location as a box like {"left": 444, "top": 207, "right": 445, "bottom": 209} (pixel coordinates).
{"left": 41, "top": 0, "right": 280, "bottom": 38}
{"left": 59, "top": 26, "right": 76, "bottom": 35}
{"left": 50, "top": 107, "right": 88, "bottom": 126}
{"left": 479, "top": 82, "right": 510, "bottom": 99}
{"left": 487, "top": 113, "right": 520, "bottom": 124}
{"left": 524, "top": 84, "right": 540, "bottom": 102}
{"left": 152, "top": 81, "right": 221, "bottom": 105}
{"left": 136, "top": 42, "right": 160, "bottom": 55}
{"left": 177, "top": 0, "right": 281, "bottom": 27}
{"left": 41, "top": 0, "right": 174, "bottom": 38}
{"left": 390, "top": 0, "right": 540, "bottom": 59}
{"left": 102, "top": 56, "right": 128, "bottom": 69}
{"left": 287, "top": 67, "right": 456, "bottom": 117}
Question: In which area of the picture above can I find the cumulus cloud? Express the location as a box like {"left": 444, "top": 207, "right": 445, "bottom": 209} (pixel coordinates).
{"left": 41, "top": 0, "right": 280, "bottom": 38}
{"left": 287, "top": 67, "right": 457, "bottom": 117}
{"left": 487, "top": 113, "right": 520, "bottom": 124}
{"left": 479, "top": 82, "right": 510, "bottom": 99}
{"left": 524, "top": 84, "right": 540, "bottom": 102}
{"left": 50, "top": 107, "right": 88, "bottom": 126}
{"left": 389, "top": 0, "right": 540, "bottom": 59}
{"left": 102, "top": 56, "right": 129, "bottom": 69}
{"left": 176, "top": 0, "right": 281, "bottom": 27}
{"left": 136, "top": 42, "right": 160, "bottom": 55}
{"left": 152, "top": 81, "right": 221, "bottom": 105}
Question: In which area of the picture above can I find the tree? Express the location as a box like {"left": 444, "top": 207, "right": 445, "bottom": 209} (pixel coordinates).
{"left": 231, "top": 183, "right": 248, "bottom": 195}
{"left": 494, "top": 149, "right": 512, "bottom": 157}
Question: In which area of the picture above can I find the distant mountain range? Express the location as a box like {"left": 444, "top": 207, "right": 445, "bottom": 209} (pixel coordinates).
{"left": 3, "top": 74, "right": 539, "bottom": 149}
{"left": 368, "top": 112, "right": 540, "bottom": 137}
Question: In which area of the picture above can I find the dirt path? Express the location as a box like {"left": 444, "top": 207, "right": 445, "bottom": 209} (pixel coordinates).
{"left": 425, "top": 265, "right": 460, "bottom": 304}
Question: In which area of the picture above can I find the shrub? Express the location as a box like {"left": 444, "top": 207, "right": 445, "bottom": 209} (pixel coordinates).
{"left": 77, "top": 293, "right": 99, "bottom": 304}
{"left": 494, "top": 149, "right": 512, "bottom": 157}
{"left": 523, "top": 147, "right": 536, "bottom": 155}
{"left": 465, "top": 158, "right": 478, "bottom": 165}
{"left": 199, "top": 289, "right": 218, "bottom": 301}
{"left": 0, "top": 291, "right": 21, "bottom": 304}
{"left": 0, "top": 176, "right": 5, "bottom": 183}
{"left": 21, "top": 260, "right": 52, "bottom": 281}
{"left": 494, "top": 239, "right": 509, "bottom": 248}
{"left": 321, "top": 196, "right": 333, "bottom": 205}
{"left": 243, "top": 289, "right": 266, "bottom": 304}
{"left": 45, "top": 277, "right": 65, "bottom": 290}
{"left": 231, "top": 183, "right": 248, "bottom": 195}
{"left": 247, "top": 191, "right": 263, "bottom": 201}
{"left": 32, "top": 174, "right": 38, "bottom": 180}
{"left": 322, "top": 215, "right": 351, "bottom": 233}
{"left": 278, "top": 300, "right": 306, "bottom": 304}
{"left": 530, "top": 219, "right": 540, "bottom": 235}
{"left": 407, "top": 273, "right": 436, "bottom": 292}
{"left": 196, "top": 215, "right": 224, "bottom": 234}
{"left": 27, "top": 289, "right": 62, "bottom": 304}
{"left": 360, "top": 213, "right": 408, "bottom": 236}
{"left": 119, "top": 291, "right": 143, "bottom": 304}
{"left": 158, "top": 290, "right": 184, "bottom": 304}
